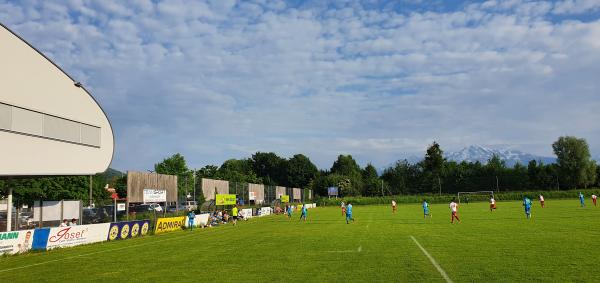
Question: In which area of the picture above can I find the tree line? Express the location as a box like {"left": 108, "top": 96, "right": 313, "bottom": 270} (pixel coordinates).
{"left": 1, "top": 136, "right": 598, "bottom": 203}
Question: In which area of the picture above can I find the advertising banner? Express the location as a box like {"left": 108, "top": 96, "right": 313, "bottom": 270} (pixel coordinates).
{"left": 215, "top": 194, "right": 236, "bottom": 205}
{"left": 107, "top": 220, "right": 150, "bottom": 241}
{"left": 280, "top": 195, "right": 290, "bottom": 203}
{"left": 184, "top": 214, "right": 210, "bottom": 228}
{"left": 36, "top": 223, "right": 111, "bottom": 250}
{"left": 258, "top": 207, "right": 272, "bottom": 217}
{"left": 249, "top": 191, "right": 256, "bottom": 201}
{"left": 0, "top": 229, "right": 35, "bottom": 255}
{"left": 155, "top": 216, "right": 185, "bottom": 234}
{"left": 240, "top": 208, "right": 253, "bottom": 219}
{"left": 327, "top": 187, "right": 338, "bottom": 196}
{"left": 117, "top": 203, "right": 126, "bottom": 211}
{"left": 143, "top": 189, "right": 167, "bottom": 203}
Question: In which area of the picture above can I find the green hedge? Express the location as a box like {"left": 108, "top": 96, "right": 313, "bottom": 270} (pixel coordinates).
{"left": 315, "top": 188, "right": 600, "bottom": 206}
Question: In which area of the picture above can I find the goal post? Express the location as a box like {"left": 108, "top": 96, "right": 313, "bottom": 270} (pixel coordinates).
{"left": 457, "top": 191, "right": 494, "bottom": 204}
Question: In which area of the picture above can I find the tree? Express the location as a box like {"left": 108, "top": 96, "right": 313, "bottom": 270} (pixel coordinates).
{"left": 421, "top": 141, "right": 445, "bottom": 193}
{"left": 286, "top": 154, "right": 318, "bottom": 188}
{"left": 250, "top": 152, "right": 287, "bottom": 186}
{"left": 362, "top": 164, "right": 381, "bottom": 196}
{"left": 422, "top": 141, "right": 445, "bottom": 175}
{"left": 154, "top": 153, "right": 191, "bottom": 197}
{"left": 330, "top": 155, "right": 363, "bottom": 196}
{"left": 552, "top": 136, "right": 597, "bottom": 189}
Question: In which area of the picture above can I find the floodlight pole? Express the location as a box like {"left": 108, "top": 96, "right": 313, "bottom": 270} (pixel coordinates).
{"left": 6, "top": 185, "right": 13, "bottom": 232}
{"left": 89, "top": 175, "right": 93, "bottom": 207}
{"left": 193, "top": 169, "right": 196, "bottom": 203}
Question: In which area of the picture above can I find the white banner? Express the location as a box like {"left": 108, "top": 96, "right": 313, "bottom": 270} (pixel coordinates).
{"left": 46, "top": 223, "right": 110, "bottom": 250}
{"left": 258, "top": 207, "right": 272, "bottom": 217}
{"left": 33, "top": 200, "right": 81, "bottom": 221}
{"left": 0, "top": 229, "right": 35, "bottom": 255}
{"left": 117, "top": 203, "right": 126, "bottom": 211}
{"left": 143, "top": 189, "right": 166, "bottom": 203}
{"left": 185, "top": 214, "right": 210, "bottom": 227}
{"left": 249, "top": 191, "right": 256, "bottom": 200}
{"left": 240, "top": 208, "right": 253, "bottom": 219}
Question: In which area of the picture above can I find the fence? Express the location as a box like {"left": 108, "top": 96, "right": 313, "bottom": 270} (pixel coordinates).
{"left": 197, "top": 178, "right": 313, "bottom": 206}
{"left": 0, "top": 203, "right": 317, "bottom": 256}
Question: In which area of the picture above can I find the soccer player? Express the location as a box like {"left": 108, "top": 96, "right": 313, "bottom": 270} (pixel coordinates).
{"left": 287, "top": 204, "right": 293, "bottom": 220}
{"left": 187, "top": 210, "right": 195, "bottom": 231}
{"left": 346, "top": 202, "right": 354, "bottom": 224}
{"left": 341, "top": 201, "right": 346, "bottom": 216}
{"left": 592, "top": 194, "right": 597, "bottom": 207}
{"left": 449, "top": 198, "right": 460, "bottom": 223}
{"left": 299, "top": 203, "right": 307, "bottom": 222}
{"left": 490, "top": 196, "right": 497, "bottom": 211}
{"left": 539, "top": 194, "right": 545, "bottom": 208}
{"left": 232, "top": 205, "right": 239, "bottom": 226}
{"left": 422, "top": 200, "right": 431, "bottom": 219}
{"left": 523, "top": 196, "right": 532, "bottom": 219}
{"left": 579, "top": 192, "right": 585, "bottom": 207}
{"left": 392, "top": 200, "right": 397, "bottom": 214}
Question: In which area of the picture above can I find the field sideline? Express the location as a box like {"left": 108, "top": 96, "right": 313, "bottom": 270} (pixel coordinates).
{"left": 2, "top": 199, "right": 600, "bottom": 282}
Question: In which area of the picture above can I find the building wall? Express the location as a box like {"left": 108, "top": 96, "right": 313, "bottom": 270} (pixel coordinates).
{"left": 0, "top": 24, "right": 113, "bottom": 176}
{"left": 201, "top": 178, "right": 229, "bottom": 200}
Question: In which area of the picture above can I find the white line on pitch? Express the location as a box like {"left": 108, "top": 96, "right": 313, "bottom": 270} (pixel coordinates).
{"left": 324, "top": 246, "right": 363, "bottom": 253}
{"left": 0, "top": 232, "right": 198, "bottom": 274}
{"left": 410, "top": 235, "right": 453, "bottom": 283}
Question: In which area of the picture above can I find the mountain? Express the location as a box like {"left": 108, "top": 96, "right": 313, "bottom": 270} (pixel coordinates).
{"left": 445, "top": 145, "right": 555, "bottom": 167}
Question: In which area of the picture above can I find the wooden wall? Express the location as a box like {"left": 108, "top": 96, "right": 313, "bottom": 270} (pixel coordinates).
{"left": 127, "top": 171, "right": 178, "bottom": 203}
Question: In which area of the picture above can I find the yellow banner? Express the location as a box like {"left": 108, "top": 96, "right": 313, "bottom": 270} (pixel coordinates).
{"left": 280, "top": 195, "right": 290, "bottom": 203}
{"left": 216, "top": 194, "right": 236, "bottom": 205}
{"left": 155, "top": 216, "right": 185, "bottom": 234}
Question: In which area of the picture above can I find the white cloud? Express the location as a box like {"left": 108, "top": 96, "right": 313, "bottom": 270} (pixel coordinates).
{"left": 1, "top": 0, "right": 599, "bottom": 171}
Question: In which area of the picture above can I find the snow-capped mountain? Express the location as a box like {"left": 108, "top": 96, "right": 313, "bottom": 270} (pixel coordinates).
{"left": 445, "top": 145, "right": 555, "bottom": 167}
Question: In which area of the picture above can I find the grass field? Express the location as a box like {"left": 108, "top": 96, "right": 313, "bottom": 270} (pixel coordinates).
{"left": 2, "top": 199, "right": 600, "bottom": 282}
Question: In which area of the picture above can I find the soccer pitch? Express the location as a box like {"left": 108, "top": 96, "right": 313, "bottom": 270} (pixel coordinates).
{"left": 2, "top": 199, "right": 599, "bottom": 282}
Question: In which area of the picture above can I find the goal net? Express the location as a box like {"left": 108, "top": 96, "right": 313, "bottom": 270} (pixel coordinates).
{"left": 457, "top": 191, "right": 494, "bottom": 204}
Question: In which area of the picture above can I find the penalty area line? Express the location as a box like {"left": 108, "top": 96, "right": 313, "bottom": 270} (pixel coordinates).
{"left": 410, "top": 235, "right": 453, "bottom": 283}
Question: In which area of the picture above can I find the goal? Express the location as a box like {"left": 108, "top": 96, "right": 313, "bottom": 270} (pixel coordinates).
{"left": 457, "top": 191, "right": 494, "bottom": 204}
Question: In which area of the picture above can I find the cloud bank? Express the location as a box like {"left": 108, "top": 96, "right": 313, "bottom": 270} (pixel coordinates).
{"left": 1, "top": 0, "right": 599, "bottom": 170}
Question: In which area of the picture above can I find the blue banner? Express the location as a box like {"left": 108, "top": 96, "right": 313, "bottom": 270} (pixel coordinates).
{"left": 31, "top": 228, "right": 50, "bottom": 251}
{"left": 107, "top": 220, "right": 150, "bottom": 241}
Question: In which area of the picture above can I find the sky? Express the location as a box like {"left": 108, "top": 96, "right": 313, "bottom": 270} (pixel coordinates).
{"left": 1, "top": 0, "right": 599, "bottom": 171}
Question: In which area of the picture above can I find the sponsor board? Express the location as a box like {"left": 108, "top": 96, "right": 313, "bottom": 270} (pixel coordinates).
{"left": 107, "top": 220, "right": 150, "bottom": 241}
{"left": 240, "top": 208, "right": 253, "bottom": 219}
{"left": 215, "top": 194, "right": 236, "bottom": 205}
{"left": 249, "top": 191, "right": 256, "bottom": 201}
{"left": 117, "top": 203, "right": 126, "bottom": 211}
{"left": 33, "top": 223, "right": 111, "bottom": 250}
{"left": 143, "top": 189, "right": 167, "bottom": 203}
{"left": 0, "top": 229, "right": 35, "bottom": 255}
{"left": 280, "top": 195, "right": 290, "bottom": 203}
{"left": 258, "top": 207, "right": 272, "bottom": 217}
{"left": 184, "top": 214, "right": 210, "bottom": 228}
{"left": 155, "top": 216, "right": 185, "bottom": 234}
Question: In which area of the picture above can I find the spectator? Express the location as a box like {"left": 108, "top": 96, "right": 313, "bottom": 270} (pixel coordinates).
{"left": 60, "top": 219, "right": 68, "bottom": 227}
{"left": 69, "top": 218, "right": 77, "bottom": 226}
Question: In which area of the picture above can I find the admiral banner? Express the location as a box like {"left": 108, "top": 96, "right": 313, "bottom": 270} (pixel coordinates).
{"left": 107, "top": 220, "right": 150, "bottom": 241}
{"left": 155, "top": 216, "right": 185, "bottom": 234}
{"left": 0, "top": 229, "right": 35, "bottom": 255}
{"left": 280, "top": 195, "right": 290, "bottom": 203}
{"left": 215, "top": 194, "right": 236, "bottom": 205}
{"left": 32, "top": 223, "right": 111, "bottom": 250}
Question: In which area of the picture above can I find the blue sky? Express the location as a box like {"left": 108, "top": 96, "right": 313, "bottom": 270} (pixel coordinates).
{"left": 1, "top": 0, "right": 599, "bottom": 171}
